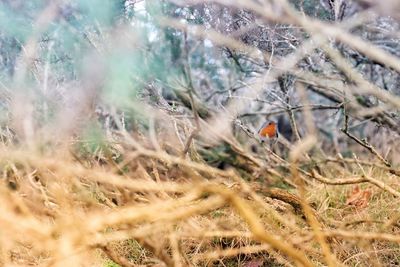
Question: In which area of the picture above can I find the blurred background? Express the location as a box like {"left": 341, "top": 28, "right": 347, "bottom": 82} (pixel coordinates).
{"left": 0, "top": 0, "right": 398, "bottom": 165}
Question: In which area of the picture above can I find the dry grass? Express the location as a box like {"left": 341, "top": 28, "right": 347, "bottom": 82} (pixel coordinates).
{"left": 0, "top": 135, "right": 399, "bottom": 267}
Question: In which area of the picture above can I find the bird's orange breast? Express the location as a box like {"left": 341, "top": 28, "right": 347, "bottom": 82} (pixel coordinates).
{"left": 260, "top": 124, "right": 277, "bottom": 138}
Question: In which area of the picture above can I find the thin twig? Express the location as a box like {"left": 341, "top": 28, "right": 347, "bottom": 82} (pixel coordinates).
{"left": 341, "top": 113, "right": 392, "bottom": 168}
{"left": 239, "top": 104, "right": 343, "bottom": 117}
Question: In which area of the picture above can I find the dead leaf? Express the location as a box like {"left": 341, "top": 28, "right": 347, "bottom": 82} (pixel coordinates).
{"left": 346, "top": 185, "right": 372, "bottom": 209}
{"left": 244, "top": 259, "right": 264, "bottom": 267}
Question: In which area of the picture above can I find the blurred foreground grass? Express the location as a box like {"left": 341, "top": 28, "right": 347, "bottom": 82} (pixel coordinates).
{"left": 1, "top": 143, "right": 399, "bottom": 266}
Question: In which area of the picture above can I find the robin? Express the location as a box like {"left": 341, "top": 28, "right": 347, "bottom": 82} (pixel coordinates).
{"left": 258, "top": 120, "right": 278, "bottom": 143}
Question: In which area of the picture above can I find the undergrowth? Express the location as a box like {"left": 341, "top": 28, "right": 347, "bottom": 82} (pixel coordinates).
{"left": 0, "top": 138, "right": 399, "bottom": 266}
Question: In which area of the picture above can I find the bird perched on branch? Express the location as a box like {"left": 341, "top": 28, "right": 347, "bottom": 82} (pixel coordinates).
{"left": 258, "top": 120, "right": 278, "bottom": 143}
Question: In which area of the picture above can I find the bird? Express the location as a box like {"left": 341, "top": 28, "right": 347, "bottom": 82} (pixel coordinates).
{"left": 257, "top": 120, "right": 278, "bottom": 143}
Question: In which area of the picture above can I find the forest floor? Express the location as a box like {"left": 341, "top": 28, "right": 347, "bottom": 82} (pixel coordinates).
{"left": 1, "top": 138, "right": 400, "bottom": 267}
